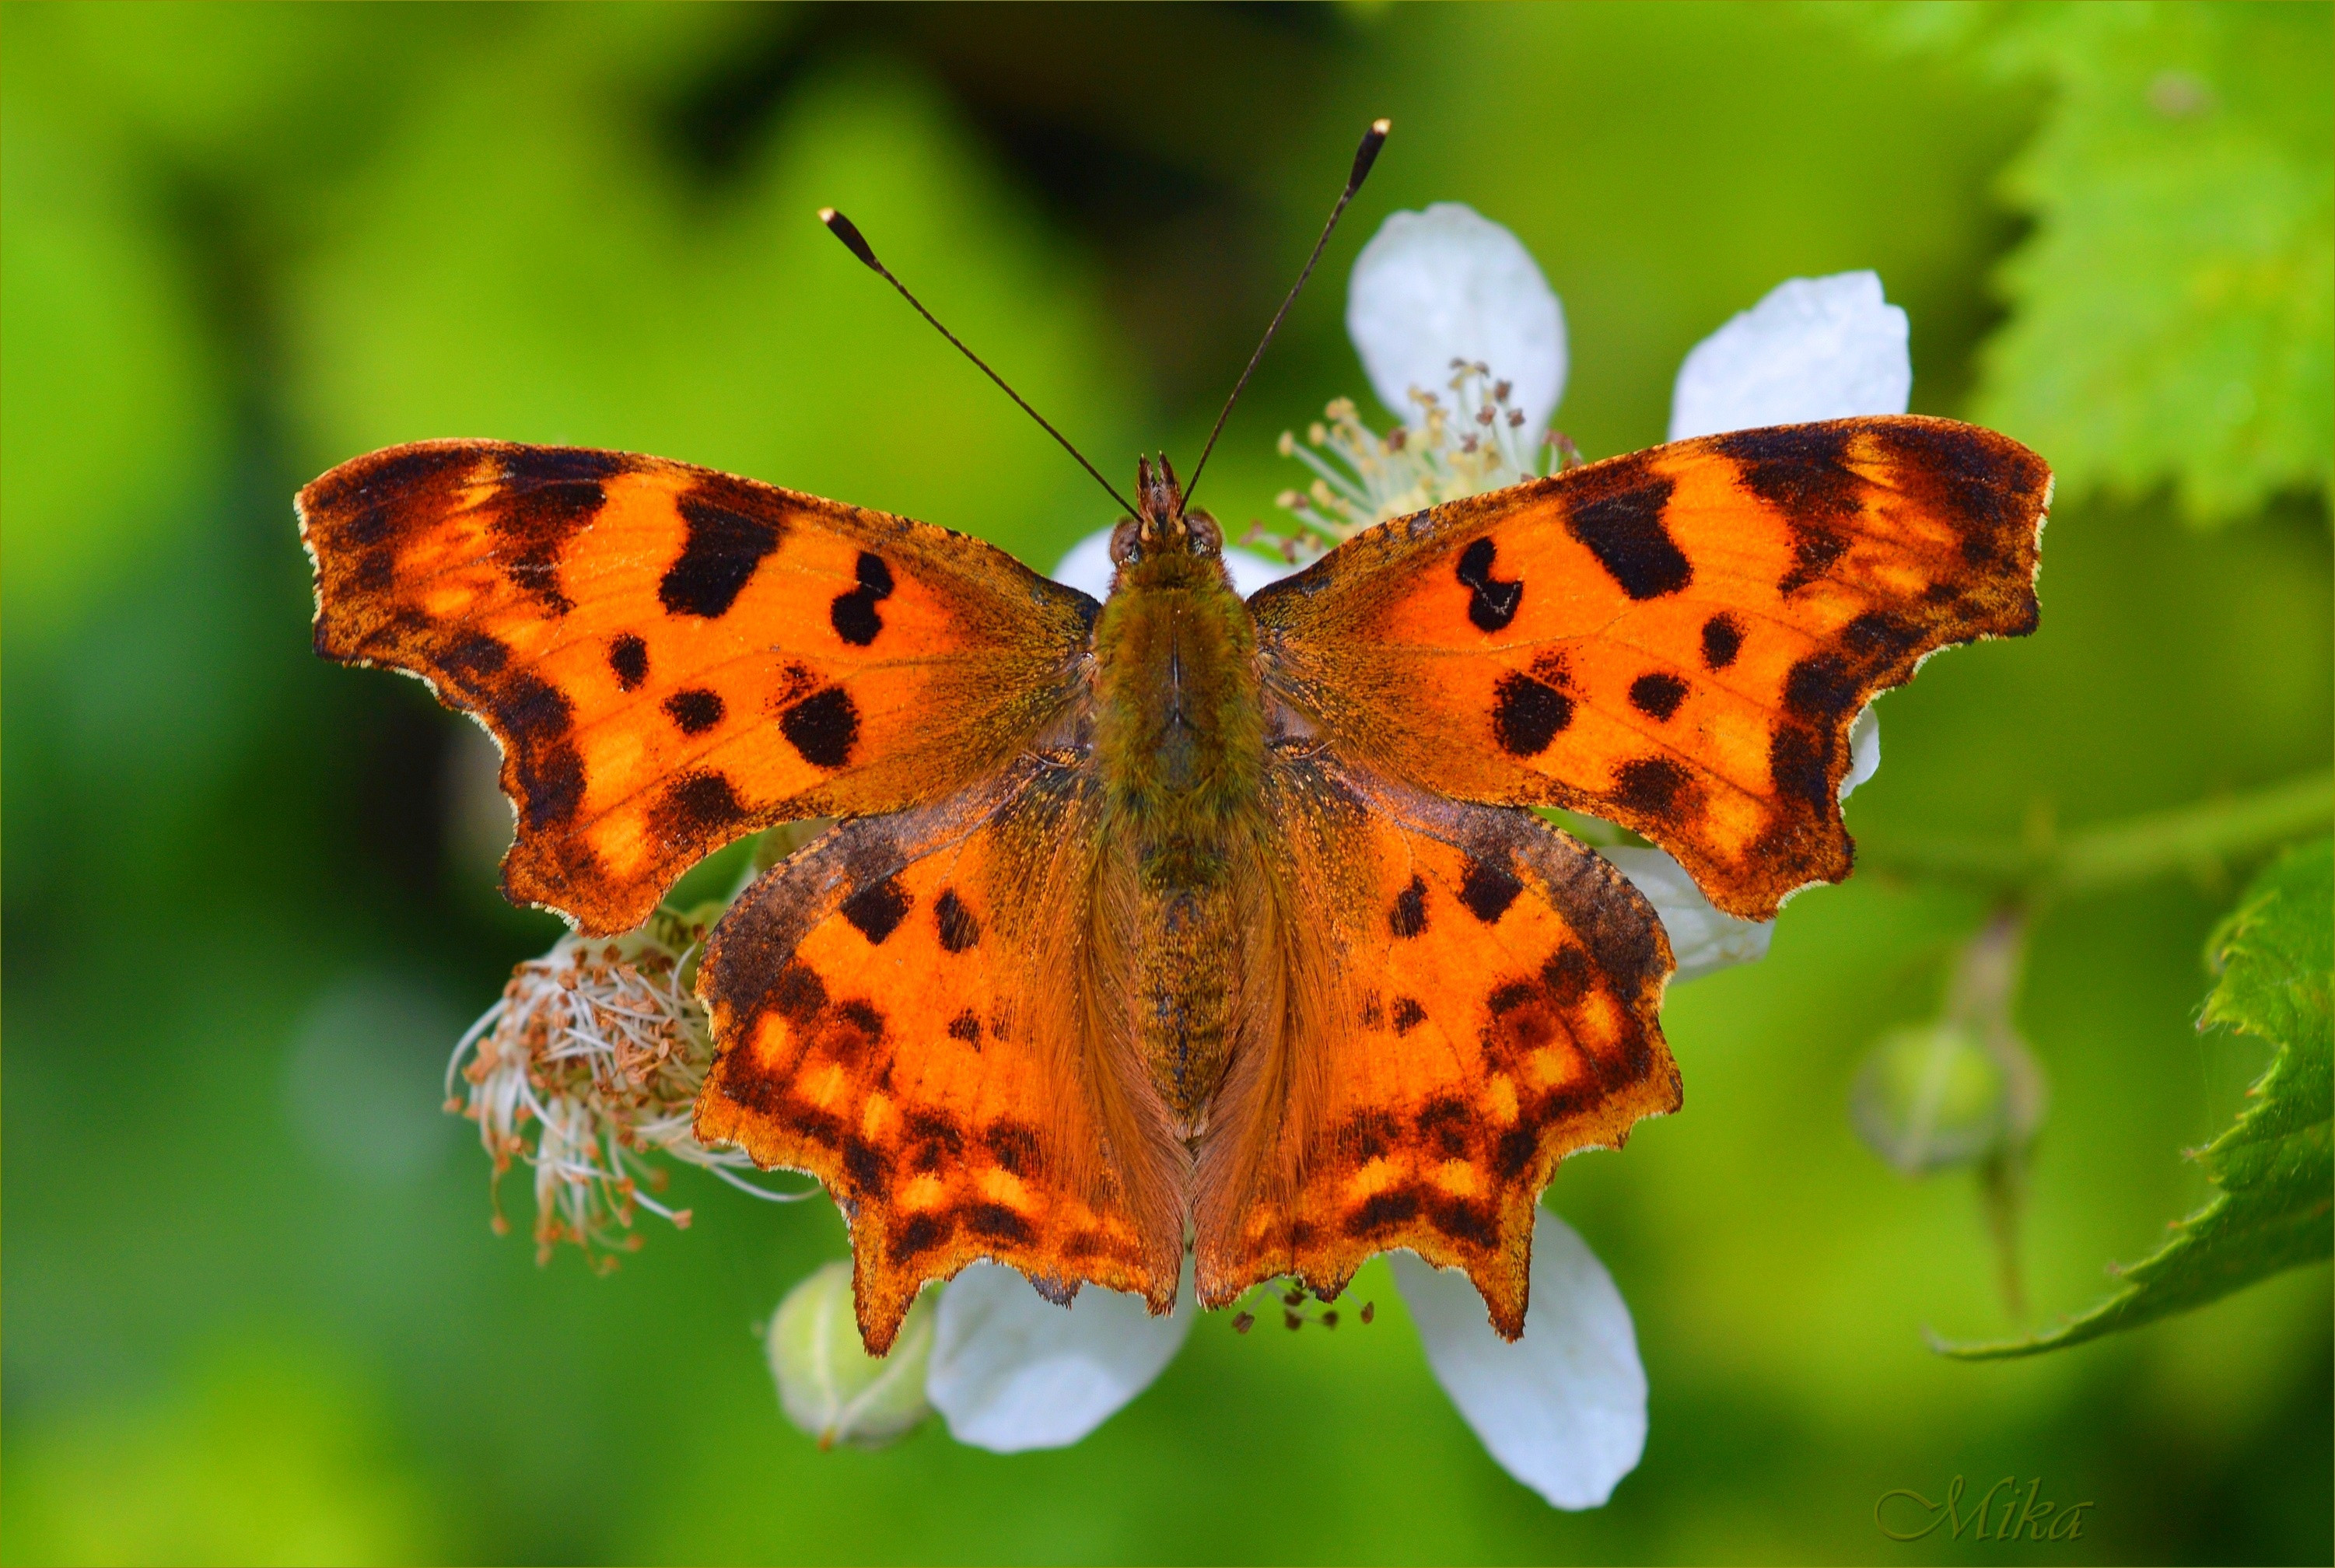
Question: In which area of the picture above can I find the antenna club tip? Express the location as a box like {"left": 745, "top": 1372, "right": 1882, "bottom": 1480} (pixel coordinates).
{"left": 819, "top": 207, "right": 881, "bottom": 271}
{"left": 1350, "top": 118, "right": 1391, "bottom": 191}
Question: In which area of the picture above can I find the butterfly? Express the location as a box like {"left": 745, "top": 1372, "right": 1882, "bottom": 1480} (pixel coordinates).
{"left": 300, "top": 405, "right": 2049, "bottom": 1352}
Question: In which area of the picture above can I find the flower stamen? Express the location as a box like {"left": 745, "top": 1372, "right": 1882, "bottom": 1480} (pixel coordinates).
{"left": 447, "top": 906, "right": 817, "bottom": 1267}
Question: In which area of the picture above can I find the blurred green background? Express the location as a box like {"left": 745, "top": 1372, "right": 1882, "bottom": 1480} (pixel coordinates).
{"left": 4, "top": 4, "right": 2329, "bottom": 1563}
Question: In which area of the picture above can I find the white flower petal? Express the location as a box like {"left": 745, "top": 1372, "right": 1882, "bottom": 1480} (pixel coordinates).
{"left": 1599, "top": 845, "right": 1773, "bottom": 984}
{"left": 1391, "top": 1208, "right": 1647, "bottom": 1510}
{"left": 1840, "top": 703, "right": 1881, "bottom": 801}
{"left": 1668, "top": 271, "right": 1910, "bottom": 442}
{"left": 1347, "top": 203, "right": 1567, "bottom": 439}
{"left": 927, "top": 1259, "right": 1194, "bottom": 1453}
{"left": 1051, "top": 529, "right": 1296, "bottom": 602}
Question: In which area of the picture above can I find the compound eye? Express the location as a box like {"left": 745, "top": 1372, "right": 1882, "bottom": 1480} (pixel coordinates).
{"left": 1108, "top": 519, "right": 1141, "bottom": 566}
{"left": 1185, "top": 510, "right": 1224, "bottom": 556}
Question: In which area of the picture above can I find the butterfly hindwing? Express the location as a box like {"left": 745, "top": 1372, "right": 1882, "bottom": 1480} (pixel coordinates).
{"left": 1191, "top": 748, "right": 1679, "bottom": 1335}
{"left": 1250, "top": 415, "right": 2050, "bottom": 920}
{"left": 300, "top": 441, "right": 1097, "bottom": 935}
{"left": 693, "top": 752, "right": 1186, "bottom": 1353}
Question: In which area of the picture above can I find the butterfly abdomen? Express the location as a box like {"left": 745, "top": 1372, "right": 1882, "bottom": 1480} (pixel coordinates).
{"left": 1093, "top": 549, "right": 1269, "bottom": 1129}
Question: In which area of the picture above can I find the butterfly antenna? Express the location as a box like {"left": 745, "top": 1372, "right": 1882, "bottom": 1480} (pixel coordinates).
{"left": 1181, "top": 117, "right": 1390, "bottom": 510}
{"left": 818, "top": 208, "right": 1138, "bottom": 518}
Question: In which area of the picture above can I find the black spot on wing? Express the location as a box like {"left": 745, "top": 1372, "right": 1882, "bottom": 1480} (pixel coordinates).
{"left": 1562, "top": 460, "right": 1689, "bottom": 599}
{"left": 841, "top": 876, "right": 912, "bottom": 945}
{"left": 513, "top": 447, "right": 628, "bottom": 484}
{"left": 658, "top": 770, "right": 748, "bottom": 842}
{"left": 306, "top": 445, "right": 478, "bottom": 537}
{"left": 968, "top": 1202, "right": 1035, "bottom": 1244}
{"left": 1611, "top": 755, "right": 1689, "bottom": 814}
{"left": 1346, "top": 1188, "right": 1423, "bottom": 1235}
{"left": 1391, "top": 996, "right": 1427, "bottom": 1035}
{"left": 843, "top": 1136, "right": 889, "bottom": 1192}
{"left": 1492, "top": 672, "right": 1573, "bottom": 756}
{"left": 772, "top": 962, "right": 828, "bottom": 1022}
{"left": 893, "top": 1213, "right": 950, "bottom": 1258}
{"left": 1714, "top": 425, "right": 1862, "bottom": 519}
{"left": 1783, "top": 653, "right": 1858, "bottom": 722}
{"left": 1769, "top": 726, "right": 1829, "bottom": 810}
{"left": 779, "top": 686, "right": 859, "bottom": 768}
{"left": 1869, "top": 419, "right": 2043, "bottom": 567}
{"left": 829, "top": 551, "right": 897, "bottom": 647}
{"left": 1458, "top": 858, "right": 1523, "bottom": 923}
{"left": 1842, "top": 611, "right": 1924, "bottom": 661}
{"left": 660, "top": 481, "right": 785, "bottom": 618}
{"left": 1784, "top": 528, "right": 1850, "bottom": 594}
{"left": 985, "top": 1122, "right": 1041, "bottom": 1174}
{"left": 607, "top": 634, "right": 649, "bottom": 690}
{"left": 1343, "top": 1110, "right": 1401, "bottom": 1162}
{"left": 1416, "top": 1096, "right": 1472, "bottom": 1158}
{"left": 490, "top": 674, "right": 585, "bottom": 829}
{"left": 1710, "top": 426, "right": 1871, "bottom": 595}
{"left": 663, "top": 688, "right": 725, "bottom": 735}
{"left": 1541, "top": 945, "right": 1594, "bottom": 1006}
{"left": 493, "top": 475, "right": 607, "bottom": 615}
{"left": 1389, "top": 875, "right": 1428, "bottom": 938}
{"left": 828, "top": 999, "right": 888, "bottom": 1059}
{"left": 1700, "top": 614, "right": 1743, "bottom": 670}
{"left": 933, "top": 888, "right": 981, "bottom": 953}
{"left": 440, "top": 631, "right": 509, "bottom": 684}
{"left": 1455, "top": 537, "right": 1525, "bottom": 632}
{"left": 1628, "top": 672, "right": 1687, "bottom": 721}
{"left": 947, "top": 1009, "right": 983, "bottom": 1046}
{"left": 1486, "top": 980, "right": 1539, "bottom": 1016}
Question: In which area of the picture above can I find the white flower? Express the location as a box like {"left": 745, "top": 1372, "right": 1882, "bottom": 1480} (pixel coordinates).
{"left": 1390, "top": 1209, "right": 1645, "bottom": 1510}
{"left": 1347, "top": 201, "right": 1567, "bottom": 441}
{"left": 926, "top": 1255, "right": 1196, "bottom": 1451}
{"left": 1668, "top": 270, "right": 1910, "bottom": 441}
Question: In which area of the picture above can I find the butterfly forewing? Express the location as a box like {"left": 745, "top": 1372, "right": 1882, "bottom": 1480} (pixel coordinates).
{"left": 1249, "top": 415, "right": 2050, "bottom": 920}
{"left": 299, "top": 441, "right": 1097, "bottom": 935}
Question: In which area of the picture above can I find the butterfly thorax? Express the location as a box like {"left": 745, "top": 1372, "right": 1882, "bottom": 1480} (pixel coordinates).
{"left": 1091, "top": 476, "right": 1267, "bottom": 1134}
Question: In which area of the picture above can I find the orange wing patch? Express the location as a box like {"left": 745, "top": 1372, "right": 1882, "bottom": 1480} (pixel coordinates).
{"left": 300, "top": 442, "right": 1096, "bottom": 935}
{"left": 694, "top": 754, "right": 1185, "bottom": 1354}
{"left": 1192, "top": 751, "right": 1679, "bottom": 1336}
{"left": 1251, "top": 416, "right": 2050, "bottom": 919}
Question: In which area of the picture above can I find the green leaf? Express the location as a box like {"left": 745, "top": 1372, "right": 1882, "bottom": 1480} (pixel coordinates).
{"left": 1939, "top": 837, "right": 2332, "bottom": 1359}
{"left": 1844, "top": 2, "right": 2334, "bottom": 527}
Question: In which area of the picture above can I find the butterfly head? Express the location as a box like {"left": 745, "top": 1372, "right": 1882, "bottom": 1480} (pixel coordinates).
{"left": 1112, "top": 453, "right": 1224, "bottom": 571}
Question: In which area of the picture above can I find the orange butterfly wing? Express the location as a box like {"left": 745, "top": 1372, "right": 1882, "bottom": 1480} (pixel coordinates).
{"left": 694, "top": 753, "right": 1186, "bottom": 1353}
{"left": 299, "top": 441, "right": 1096, "bottom": 935}
{"left": 1190, "top": 750, "right": 1678, "bottom": 1333}
{"left": 1250, "top": 416, "right": 2050, "bottom": 919}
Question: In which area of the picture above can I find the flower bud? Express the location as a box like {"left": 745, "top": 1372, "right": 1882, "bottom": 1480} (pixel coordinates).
{"left": 1849, "top": 1020, "right": 2011, "bottom": 1174}
{"left": 767, "top": 1262, "right": 936, "bottom": 1450}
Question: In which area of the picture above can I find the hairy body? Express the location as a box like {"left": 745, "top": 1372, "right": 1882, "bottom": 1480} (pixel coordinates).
{"left": 1092, "top": 492, "right": 1267, "bottom": 1132}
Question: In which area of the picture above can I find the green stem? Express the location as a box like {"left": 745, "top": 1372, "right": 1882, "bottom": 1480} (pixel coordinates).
{"left": 1862, "top": 769, "right": 2332, "bottom": 899}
